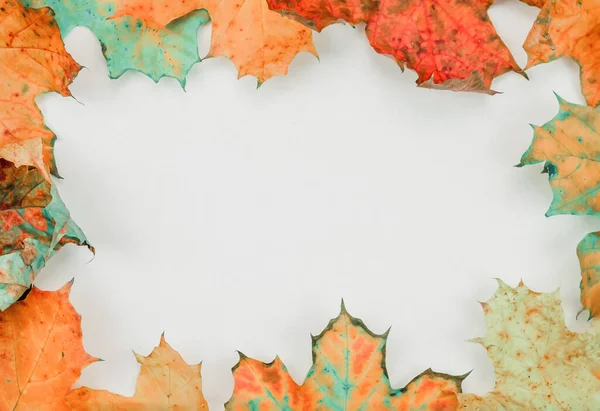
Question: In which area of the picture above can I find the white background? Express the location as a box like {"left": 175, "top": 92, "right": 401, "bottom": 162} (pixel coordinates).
{"left": 35, "top": 2, "right": 599, "bottom": 408}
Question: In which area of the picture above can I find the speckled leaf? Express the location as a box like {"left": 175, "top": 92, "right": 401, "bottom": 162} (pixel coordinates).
{"left": 0, "top": 0, "right": 80, "bottom": 179}
{"left": 524, "top": 0, "right": 600, "bottom": 107}
{"left": 458, "top": 281, "right": 600, "bottom": 409}
{"left": 104, "top": 0, "right": 317, "bottom": 84}
{"left": 0, "top": 283, "right": 97, "bottom": 410}
{"left": 226, "top": 303, "right": 463, "bottom": 410}
{"left": 267, "top": 0, "right": 524, "bottom": 93}
{"left": 22, "top": 0, "right": 210, "bottom": 87}
{"left": 518, "top": 95, "right": 600, "bottom": 216}
{"left": 66, "top": 334, "right": 208, "bottom": 410}
{"left": 578, "top": 232, "right": 600, "bottom": 318}
{"left": 0, "top": 160, "right": 92, "bottom": 310}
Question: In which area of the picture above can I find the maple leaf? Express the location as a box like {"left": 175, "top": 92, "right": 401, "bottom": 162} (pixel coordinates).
{"left": 517, "top": 95, "right": 600, "bottom": 216}
{"left": 457, "top": 280, "right": 600, "bottom": 409}
{"left": 0, "top": 282, "right": 97, "bottom": 410}
{"left": 0, "top": 0, "right": 80, "bottom": 179}
{"left": 66, "top": 334, "right": 209, "bottom": 410}
{"left": 226, "top": 302, "right": 464, "bottom": 410}
{"left": 110, "top": 0, "right": 205, "bottom": 27}
{"left": 266, "top": 0, "right": 524, "bottom": 93}
{"left": 578, "top": 232, "right": 600, "bottom": 318}
{"left": 202, "top": 0, "right": 317, "bottom": 84}
{"left": 524, "top": 0, "right": 600, "bottom": 107}
{"left": 21, "top": 0, "right": 210, "bottom": 87}
{"left": 107, "top": 0, "right": 318, "bottom": 84}
{"left": 0, "top": 159, "right": 92, "bottom": 310}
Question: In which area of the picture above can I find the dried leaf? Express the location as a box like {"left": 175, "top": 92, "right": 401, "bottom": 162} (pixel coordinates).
{"left": 0, "top": 160, "right": 92, "bottom": 310}
{"left": 0, "top": 283, "right": 97, "bottom": 410}
{"left": 0, "top": 0, "right": 80, "bottom": 179}
{"left": 458, "top": 281, "right": 600, "bottom": 409}
{"left": 23, "top": 0, "right": 210, "bottom": 87}
{"left": 66, "top": 335, "right": 208, "bottom": 410}
{"left": 267, "top": 0, "right": 523, "bottom": 93}
{"left": 578, "top": 232, "right": 600, "bottom": 318}
{"left": 518, "top": 95, "right": 600, "bottom": 216}
{"left": 202, "top": 0, "right": 317, "bottom": 84}
{"left": 520, "top": 0, "right": 546, "bottom": 8}
{"left": 226, "top": 303, "right": 463, "bottom": 410}
{"left": 524, "top": 0, "right": 600, "bottom": 107}
{"left": 110, "top": 0, "right": 205, "bottom": 27}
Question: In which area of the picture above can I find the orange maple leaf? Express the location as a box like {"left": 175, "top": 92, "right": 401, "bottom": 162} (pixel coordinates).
{"left": 0, "top": 0, "right": 80, "bottom": 179}
{"left": 110, "top": 0, "right": 317, "bottom": 84}
{"left": 0, "top": 283, "right": 97, "bottom": 410}
{"left": 66, "top": 335, "right": 209, "bottom": 410}
{"left": 524, "top": 0, "right": 600, "bottom": 107}
{"left": 226, "top": 303, "right": 463, "bottom": 410}
{"left": 267, "top": 0, "right": 524, "bottom": 93}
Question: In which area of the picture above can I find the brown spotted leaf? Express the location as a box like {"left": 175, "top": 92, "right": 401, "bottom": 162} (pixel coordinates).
{"left": 267, "top": 0, "right": 524, "bottom": 93}
{"left": 524, "top": 0, "right": 600, "bottom": 107}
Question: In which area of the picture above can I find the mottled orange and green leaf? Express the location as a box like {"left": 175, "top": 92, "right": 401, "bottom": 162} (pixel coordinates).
{"left": 226, "top": 303, "right": 463, "bottom": 410}
{"left": 458, "top": 280, "right": 600, "bottom": 409}
{"left": 0, "top": 160, "right": 92, "bottom": 310}
{"left": 578, "top": 232, "right": 600, "bottom": 318}
{"left": 524, "top": 0, "right": 600, "bottom": 107}
{"left": 518, "top": 96, "right": 600, "bottom": 216}
{"left": 0, "top": 283, "right": 97, "bottom": 410}
{"left": 66, "top": 335, "right": 208, "bottom": 410}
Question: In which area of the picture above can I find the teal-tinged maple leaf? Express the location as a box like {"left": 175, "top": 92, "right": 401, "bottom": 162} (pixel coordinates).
{"left": 0, "top": 160, "right": 93, "bottom": 310}
{"left": 21, "top": 0, "right": 209, "bottom": 87}
{"left": 578, "top": 232, "right": 600, "bottom": 318}
{"left": 226, "top": 302, "right": 464, "bottom": 410}
{"left": 518, "top": 95, "right": 600, "bottom": 217}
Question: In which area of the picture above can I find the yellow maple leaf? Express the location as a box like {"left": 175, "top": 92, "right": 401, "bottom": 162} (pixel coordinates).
{"left": 458, "top": 280, "right": 600, "bottom": 409}
{"left": 66, "top": 335, "right": 208, "bottom": 410}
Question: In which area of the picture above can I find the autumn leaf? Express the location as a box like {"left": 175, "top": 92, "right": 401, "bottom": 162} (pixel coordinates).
{"left": 203, "top": 0, "right": 317, "bottom": 84}
{"left": 0, "top": 159, "right": 92, "bottom": 310}
{"left": 66, "top": 334, "right": 209, "bottom": 410}
{"left": 22, "top": 0, "right": 209, "bottom": 87}
{"left": 267, "top": 0, "right": 524, "bottom": 93}
{"left": 0, "top": 0, "right": 80, "bottom": 179}
{"left": 110, "top": 0, "right": 206, "bottom": 27}
{"left": 517, "top": 95, "right": 600, "bottom": 216}
{"left": 519, "top": 0, "right": 546, "bottom": 8}
{"left": 524, "top": 0, "right": 600, "bottom": 107}
{"left": 0, "top": 283, "right": 97, "bottom": 410}
{"left": 111, "top": 0, "right": 318, "bottom": 84}
{"left": 226, "top": 302, "right": 464, "bottom": 410}
{"left": 578, "top": 232, "right": 600, "bottom": 318}
{"left": 458, "top": 280, "right": 600, "bottom": 409}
